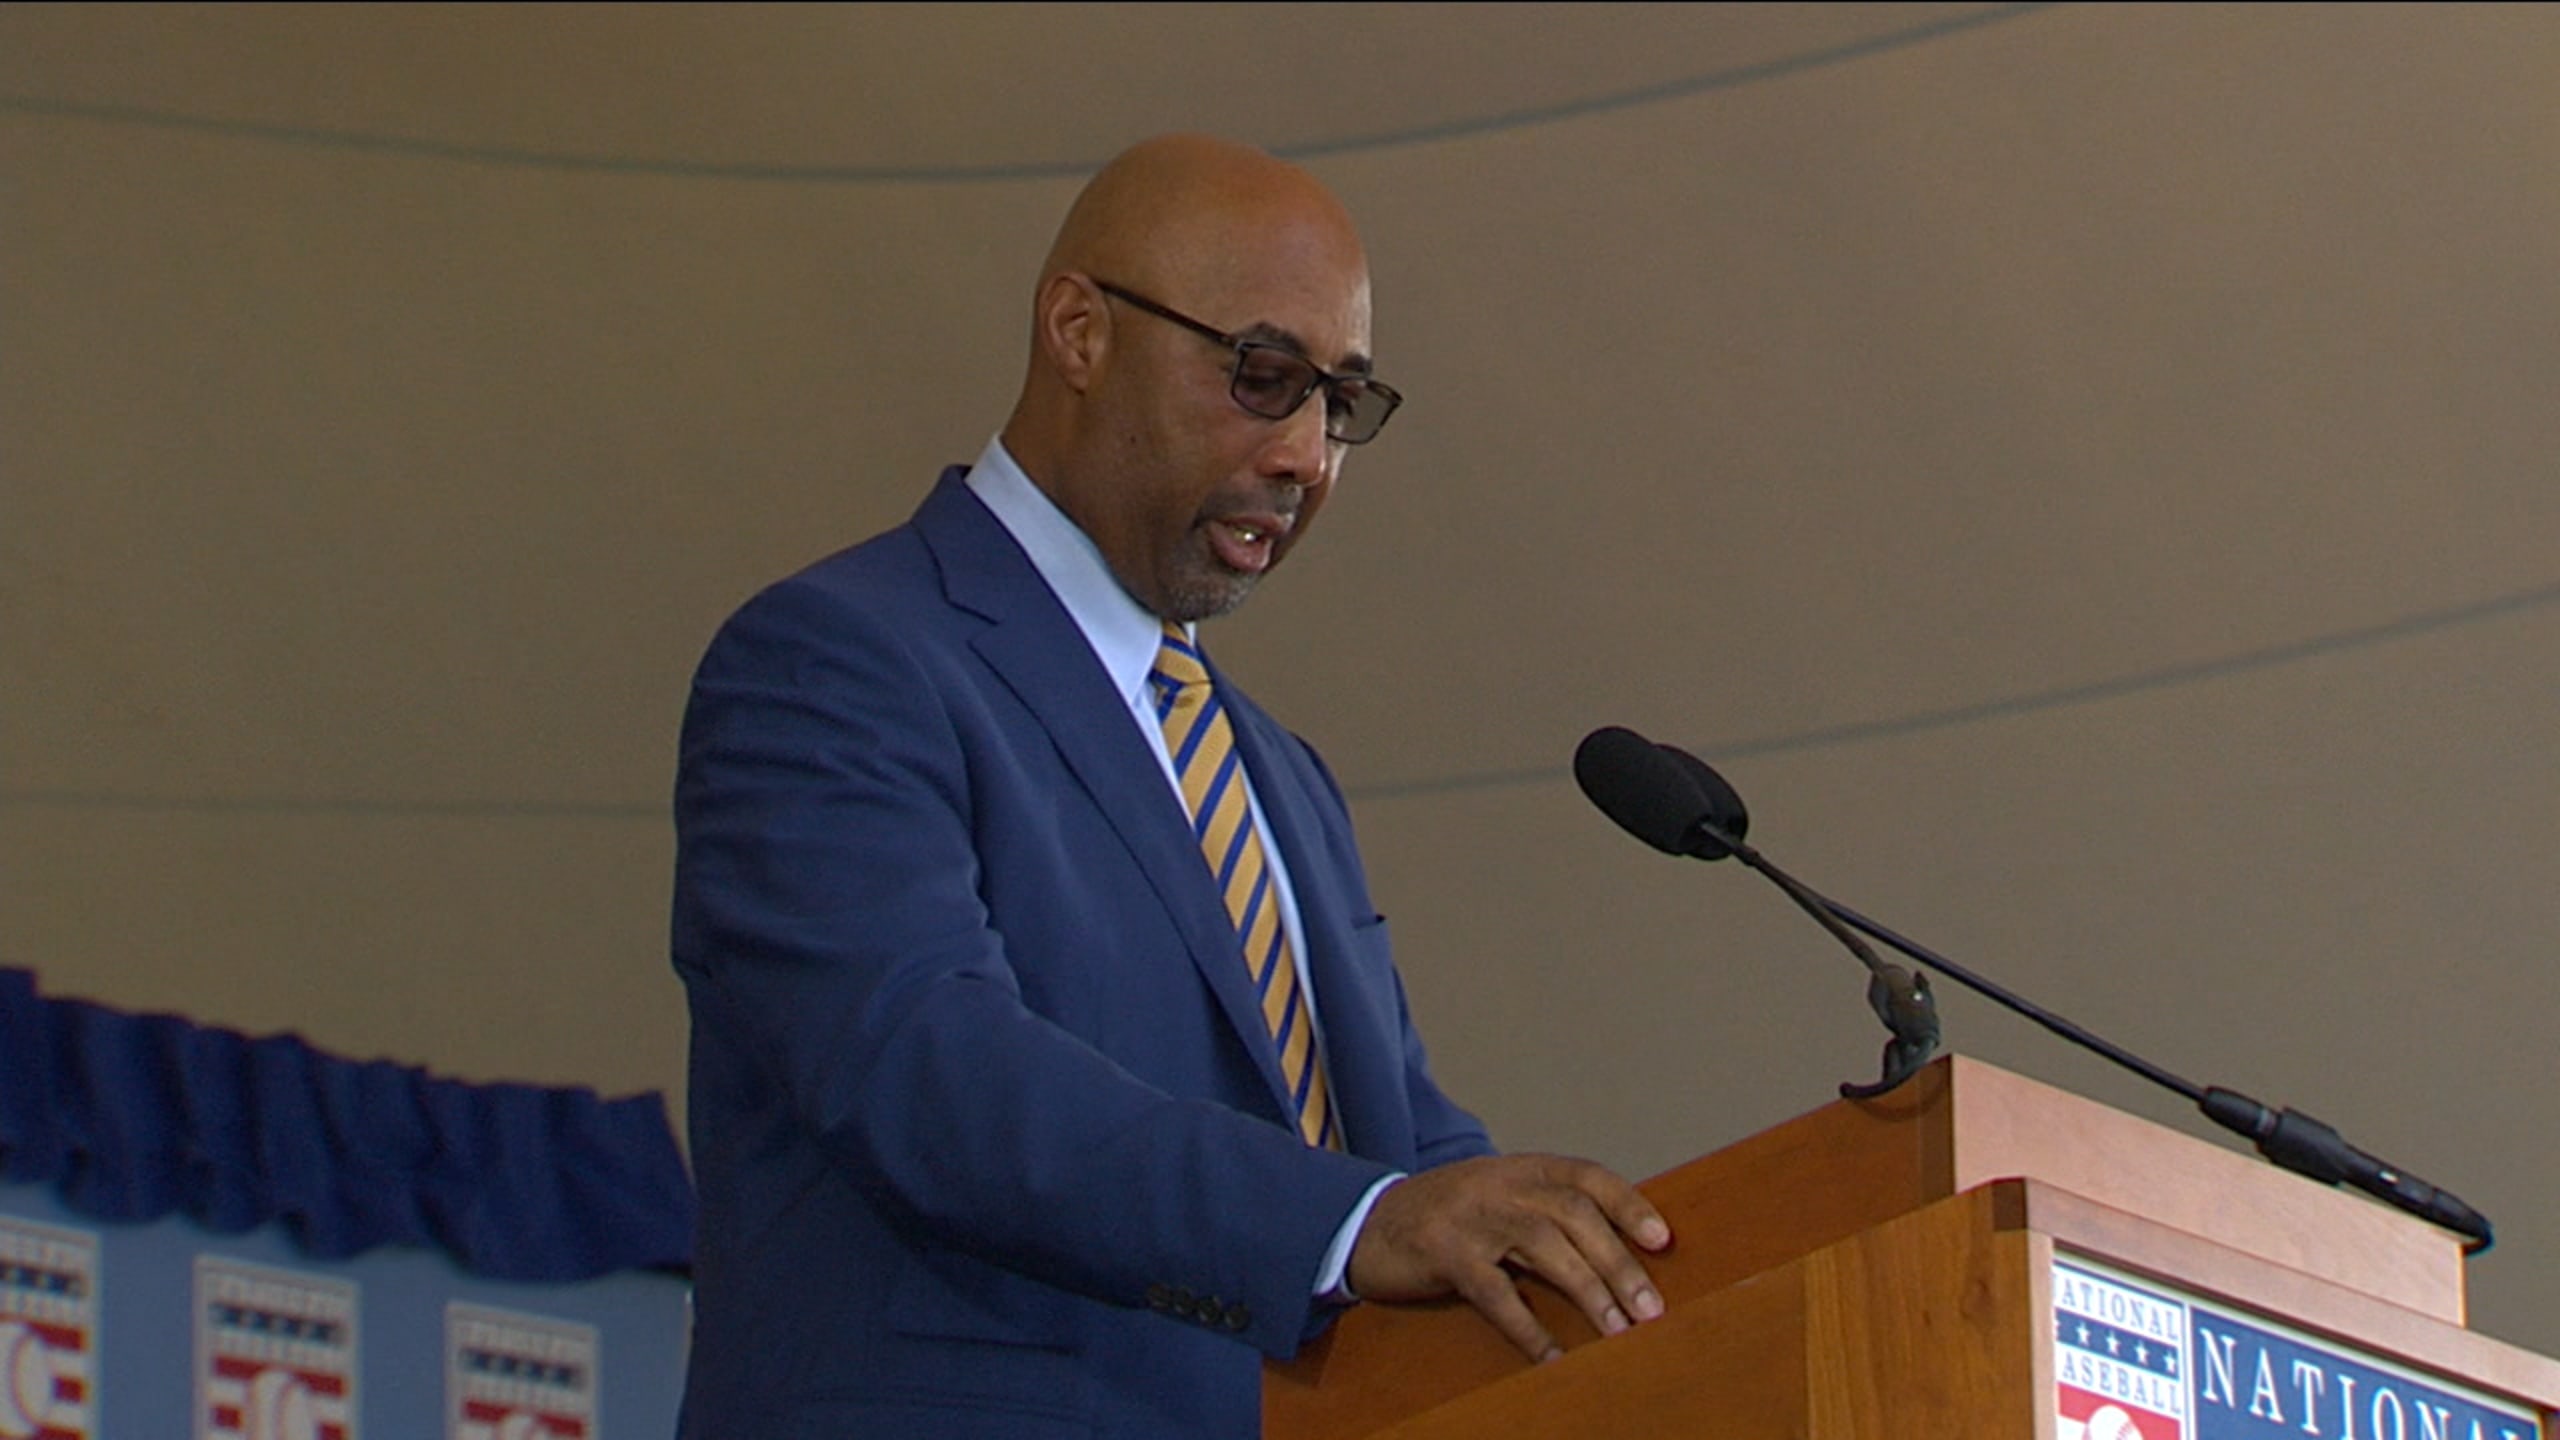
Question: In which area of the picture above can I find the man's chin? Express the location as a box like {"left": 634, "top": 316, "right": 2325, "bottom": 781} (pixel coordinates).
{"left": 1160, "top": 567, "right": 1263, "bottom": 624}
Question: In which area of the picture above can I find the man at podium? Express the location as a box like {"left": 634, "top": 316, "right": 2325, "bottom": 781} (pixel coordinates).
{"left": 669, "top": 132, "right": 1673, "bottom": 1437}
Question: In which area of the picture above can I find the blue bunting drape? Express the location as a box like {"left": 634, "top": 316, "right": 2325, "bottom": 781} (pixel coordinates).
{"left": 0, "top": 967, "right": 694, "bottom": 1282}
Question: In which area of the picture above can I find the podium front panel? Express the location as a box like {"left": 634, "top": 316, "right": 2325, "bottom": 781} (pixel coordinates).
{"left": 2053, "top": 1253, "right": 2544, "bottom": 1440}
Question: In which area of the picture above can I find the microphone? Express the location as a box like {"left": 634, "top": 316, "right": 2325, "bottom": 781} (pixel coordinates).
{"left": 1654, "top": 742, "right": 1751, "bottom": 862}
{"left": 1572, "top": 724, "right": 2495, "bottom": 1254}
{"left": 1656, "top": 742, "right": 1941, "bottom": 1094}
{"left": 1570, "top": 726, "right": 1739, "bottom": 858}
{"left": 1574, "top": 728, "right": 1939, "bottom": 1098}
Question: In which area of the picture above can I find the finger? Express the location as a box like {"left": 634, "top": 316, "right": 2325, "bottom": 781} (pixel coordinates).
{"left": 1560, "top": 1194, "right": 1668, "bottom": 1325}
{"left": 1544, "top": 1156, "right": 1673, "bottom": 1254}
{"left": 1602, "top": 1182, "right": 1674, "bottom": 1254}
{"left": 1503, "top": 1218, "right": 1646, "bottom": 1340}
{"left": 1501, "top": 1174, "right": 1664, "bottom": 1331}
{"left": 1453, "top": 1260, "right": 1563, "bottom": 1365}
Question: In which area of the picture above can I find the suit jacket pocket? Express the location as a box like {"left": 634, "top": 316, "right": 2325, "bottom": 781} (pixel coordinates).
{"left": 867, "top": 1244, "right": 1095, "bottom": 1421}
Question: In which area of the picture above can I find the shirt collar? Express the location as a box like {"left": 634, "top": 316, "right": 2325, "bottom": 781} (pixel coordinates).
{"left": 962, "top": 436, "right": 1182, "bottom": 711}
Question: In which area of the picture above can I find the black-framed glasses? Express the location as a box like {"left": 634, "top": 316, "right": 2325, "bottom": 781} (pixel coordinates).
{"left": 1094, "top": 280, "right": 1403, "bottom": 445}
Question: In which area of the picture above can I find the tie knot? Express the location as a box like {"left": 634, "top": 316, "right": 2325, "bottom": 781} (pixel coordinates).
{"left": 1151, "top": 622, "right": 1211, "bottom": 696}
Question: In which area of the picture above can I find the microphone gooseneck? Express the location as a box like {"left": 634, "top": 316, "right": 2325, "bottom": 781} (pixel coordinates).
{"left": 1575, "top": 728, "right": 1936, "bottom": 1097}
{"left": 1652, "top": 747, "right": 1939, "bottom": 1097}
{"left": 1572, "top": 724, "right": 2495, "bottom": 1255}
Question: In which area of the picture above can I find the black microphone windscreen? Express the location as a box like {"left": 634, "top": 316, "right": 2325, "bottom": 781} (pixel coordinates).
{"left": 1573, "top": 726, "right": 1713, "bottom": 857}
{"left": 1655, "top": 744, "right": 1749, "bottom": 860}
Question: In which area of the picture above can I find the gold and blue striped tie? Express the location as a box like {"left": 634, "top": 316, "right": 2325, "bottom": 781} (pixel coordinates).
{"left": 1150, "top": 622, "right": 1339, "bottom": 1150}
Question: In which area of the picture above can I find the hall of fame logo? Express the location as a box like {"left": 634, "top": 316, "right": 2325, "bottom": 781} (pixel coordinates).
{"left": 0, "top": 1217, "right": 96, "bottom": 1440}
{"left": 2055, "top": 1253, "right": 2543, "bottom": 1440}
{"left": 446, "top": 1304, "right": 595, "bottom": 1440}
{"left": 195, "top": 1257, "right": 357, "bottom": 1440}
{"left": 2054, "top": 1262, "right": 2188, "bottom": 1440}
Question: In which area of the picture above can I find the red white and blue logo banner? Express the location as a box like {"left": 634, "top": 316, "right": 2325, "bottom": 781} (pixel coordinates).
{"left": 0, "top": 1217, "right": 96, "bottom": 1440}
{"left": 445, "top": 1303, "right": 596, "bottom": 1440}
{"left": 2056, "top": 1260, "right": 2191, "bottom": 1440}
{"left": 195, "top": 1257, "right": 358, "bottom": 1440}
{"left": 2055, "top": 1256, "right": 2542, "bottom": 1440}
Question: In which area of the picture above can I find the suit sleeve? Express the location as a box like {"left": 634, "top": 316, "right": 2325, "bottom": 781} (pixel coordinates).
{"left": 672, "top": 576, "right": 1392, "bottom": 1359}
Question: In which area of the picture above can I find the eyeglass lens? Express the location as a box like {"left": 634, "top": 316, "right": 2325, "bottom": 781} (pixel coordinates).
{"left": 1230, "top": 344, "right": 1398, "bottom": 444}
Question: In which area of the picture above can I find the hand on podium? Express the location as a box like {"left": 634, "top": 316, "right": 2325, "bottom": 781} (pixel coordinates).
{"left": 1346, "top": 1154, "right": 1674, "bottom": 1365}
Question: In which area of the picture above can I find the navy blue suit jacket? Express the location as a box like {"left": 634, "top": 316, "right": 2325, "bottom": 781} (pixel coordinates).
{"left": 671, "top": 469, "right": 1493, "bottom": 1437}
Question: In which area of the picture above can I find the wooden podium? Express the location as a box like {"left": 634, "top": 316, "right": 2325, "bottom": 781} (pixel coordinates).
{"left": 1267, "top": 1054, "right": 2560, "bottom": 1438}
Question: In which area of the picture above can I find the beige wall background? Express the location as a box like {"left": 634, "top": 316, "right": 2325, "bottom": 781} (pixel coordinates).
{"left": 6, "top": 2, "right": 2557, "bottom": 1357}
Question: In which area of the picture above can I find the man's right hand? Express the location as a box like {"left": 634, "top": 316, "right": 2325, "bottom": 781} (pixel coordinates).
{"left": 1345, "top": 1153, "right": 1673, "bottom": 1364}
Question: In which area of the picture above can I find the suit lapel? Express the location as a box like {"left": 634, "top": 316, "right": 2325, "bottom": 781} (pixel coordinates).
{"left": 911, "top": 474, "right": 1300, "bottom": 1119}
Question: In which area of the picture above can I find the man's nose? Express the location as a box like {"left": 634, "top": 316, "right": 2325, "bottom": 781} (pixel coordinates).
{"left": 1260, "top": 392, "right": 1335, "bottom": 487}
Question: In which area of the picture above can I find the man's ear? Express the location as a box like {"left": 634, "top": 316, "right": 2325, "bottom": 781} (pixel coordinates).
{"left": 1033, "top": 272, "right": 1108, "bottom": 395}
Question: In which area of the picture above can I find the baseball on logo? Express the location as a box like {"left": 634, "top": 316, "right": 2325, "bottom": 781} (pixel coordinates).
{"left": 0, "top": 1321, "right": 65, "bottom": 1440}
{"left": 2085, "top": 1405, "right": 2146, "bottom": 1440}
{"left": 247, "top": 1368, "right": 320, "bottom": 1440}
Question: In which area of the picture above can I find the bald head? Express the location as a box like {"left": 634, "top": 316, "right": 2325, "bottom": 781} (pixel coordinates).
{"left": 1040, "top": 134, "right": 1369, "bottom": 308}
{"left": 998, "top": 134, "right": 1381, "bottom": 622}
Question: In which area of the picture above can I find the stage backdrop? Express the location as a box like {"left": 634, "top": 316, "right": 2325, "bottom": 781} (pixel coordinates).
{"left": 4, "top": 2, "right": 2556, "bottom": 1359}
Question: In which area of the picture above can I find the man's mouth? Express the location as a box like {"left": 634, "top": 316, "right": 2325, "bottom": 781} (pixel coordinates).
{"left": 1205, "top": 514, "right": 1290, "bottom": 574}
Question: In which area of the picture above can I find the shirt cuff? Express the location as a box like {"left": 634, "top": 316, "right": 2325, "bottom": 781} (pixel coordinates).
{"left": 1313, "top": 1172, "right": 1405, "bottom": 1303}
